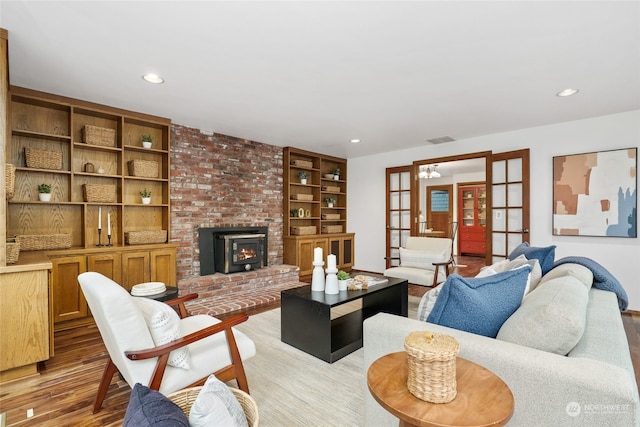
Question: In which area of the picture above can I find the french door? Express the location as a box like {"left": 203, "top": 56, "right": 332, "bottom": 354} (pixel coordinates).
{"left": 385, "top": 166, "right": 412, "bottom": 268}
{"left": 489, "top": 149, "right": 530, "bottom": 262}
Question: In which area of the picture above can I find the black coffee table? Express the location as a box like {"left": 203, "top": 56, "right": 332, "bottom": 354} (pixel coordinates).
{"left": 280, "top": 276, "right": 408, "bottom": 363}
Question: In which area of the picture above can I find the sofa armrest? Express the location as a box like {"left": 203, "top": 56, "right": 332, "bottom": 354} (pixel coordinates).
{"left": 363, "top": 313, "right": 639, "bottom": 427}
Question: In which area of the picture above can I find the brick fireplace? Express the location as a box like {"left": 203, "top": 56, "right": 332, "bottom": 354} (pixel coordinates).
{"left": 169, "top": 125, "right": 301, "bottom": 313}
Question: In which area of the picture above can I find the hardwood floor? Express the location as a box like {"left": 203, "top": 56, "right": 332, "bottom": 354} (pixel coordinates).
{"left": 0, "top": 255, "right": 638, "bottom": 426}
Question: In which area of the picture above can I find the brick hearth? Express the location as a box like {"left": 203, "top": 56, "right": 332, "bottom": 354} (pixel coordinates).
{"left": 182, "top": 265, "right": 305, "bottom": 317}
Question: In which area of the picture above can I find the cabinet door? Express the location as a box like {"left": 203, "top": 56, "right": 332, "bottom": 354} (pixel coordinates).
{"left": 121, "top": 251, "right": 150, "bottom": 291}
{"left": 298, "top": 237, "right": 328, "bottom": 276}
{"left": 328, "top": 236, "right": 354, "bottom": 270}
{"left": 50, "top": 256, "right": 88, "bottom": 324}
{"left": 150, "top": 248, "right": 176, "bottom": 287}
{"left": 87, "top": 253, "right": 121, "bottom": 282}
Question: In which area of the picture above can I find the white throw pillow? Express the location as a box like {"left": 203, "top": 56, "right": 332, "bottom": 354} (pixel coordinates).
{"left": 189, "top": 375, "right": 249, "bottom": 427}
{"left": 502, "top": 254, "right": 542, "bottom": 293}
{"left": 399, "top": 248, "right": 448, "bottom": 270}
{"left": 416, "top": 287, "right": 441, "bottom": 321}
{"left": 133, "top": 297, "right": 190, "bottom": 369}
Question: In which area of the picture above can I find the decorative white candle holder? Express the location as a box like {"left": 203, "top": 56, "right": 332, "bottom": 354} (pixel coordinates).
{"left": 325, "top": 266, "right": 339, "bottom": 295}
{"left": 311, "top": 261, "right": 326, "bottom": 292}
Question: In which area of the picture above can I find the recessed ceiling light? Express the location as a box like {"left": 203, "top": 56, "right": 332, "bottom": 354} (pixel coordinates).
{"left": 349, "top": 139, "right": 361, "bottom": 144}
{"left": 142, "top": 73, "right": 164, "bottom": 84}
{"left": 556, "top": 88, "right": 579, "bottom": 97}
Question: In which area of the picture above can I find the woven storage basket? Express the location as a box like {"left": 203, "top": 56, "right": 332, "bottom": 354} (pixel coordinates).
{"left": 322, "top": 185, "right": 341, "bottom": 193}
{"left": 404, "top": 330, "right": 460, "bottom": 403}
{"left": 82, "top": 125, "right": 116, "bottom": 147}
{"left": 25, "top": 147, "right": 62, "bottom": 170}
{"left": 5, "top": 164, "right": 16, "bottom": 200}
{"left": 167, "top": 386, "right": 259, "bottom": 427}
{"left": 128, "top": 160, "right": 159, "bottom": 178}
{"left": 82, "top": 184, "right": 116, "bottom": 203}
{"left": 291, "top": 194, "right": 313, "bottom": 201}
{"left": 6, "top": 241, "right": 20, "bottom": 264}
{"left": 322, "top": 225, "right": 343, "bottom": 234}
{"left": 291, "top": 159, "right": 313, "bottom": 169}
{"left": 321, "top": 213, "right": 341, "bottom": 220}
{"left": 125, "top": 230, "right": 167, "bottom": 245}
{"left": 290, "top": 226, "right": 316, "bottom": 235}
{"left": 17, "top": 234, "right": 72, "bottom": 251}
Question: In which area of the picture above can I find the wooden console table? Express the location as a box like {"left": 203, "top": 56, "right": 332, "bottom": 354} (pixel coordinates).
{"left": 368, "top": 352, "right": 514, "bottom": 427}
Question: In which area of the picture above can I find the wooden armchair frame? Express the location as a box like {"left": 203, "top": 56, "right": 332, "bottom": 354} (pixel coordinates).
{"left": 384, "top": 255, "right": 453, "bottom": 287}
{"left": 91, "top": 293, "right": 250, "bottom": 413}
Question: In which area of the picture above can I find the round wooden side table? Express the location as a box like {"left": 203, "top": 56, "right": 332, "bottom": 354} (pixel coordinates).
{"left": 367, "top": 351, "right": 514, "bottom": 427}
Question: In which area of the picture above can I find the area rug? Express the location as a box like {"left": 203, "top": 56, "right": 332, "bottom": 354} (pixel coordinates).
{"left": 233, "top": 295, "right": 421, "bottom": 426}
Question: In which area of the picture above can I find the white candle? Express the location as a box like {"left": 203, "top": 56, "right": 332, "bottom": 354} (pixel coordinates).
{"left": 98, "top": 207, "right": 102, "bottom": 230}
{"left": 314, "top": 247, "right": 323, "bottom": 263}
{"left": 327, "top": 254, "right": 337, "bottom": 270}
{"left": 107, "top": 212, "right": 111, "bottom": 235}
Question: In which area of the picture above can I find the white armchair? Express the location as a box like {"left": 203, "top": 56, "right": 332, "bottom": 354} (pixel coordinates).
{"left": 78, "top": 272, "right": 256, "bottom": 413}
{"left": 384, "top": 236, "right": 453, "bottom": 287}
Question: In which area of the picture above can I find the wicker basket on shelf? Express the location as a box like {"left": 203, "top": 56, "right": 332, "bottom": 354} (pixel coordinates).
{"left": 322, "top": 225, "right": 343, "bottom": 234}
{"left": 290, "top": 226, "right": 317, "bottom": 236}
{"left": 82, "top": 184, "right": 116, "bottom": 203}
{"left": 404, "top": 330, "right": 460, "bottom": 404}
{"left": 322, "top": 185, "right": 341, "bottom": 193}
{"left": 125, "top": 230, "right": 167, "bottom": 245}
{"left": 6, "top": 239, "right": 20, "bottom": 264}
{"left": 82, "top": 125, "right": 116, "bottom": 147}
{"left": 128, "top": 160, "right": 159, "bottom": 178}
{"left": 24, "top": 147, "right": 62, "bottom": 170}
{"left": 5, "top": 164, "right": 16, "bottom": 200}
{"left": 290, "top": 159, "right": 313, "bottom": 169}
{"left": 167, "top": 387, "right": 259, "bottom": 427}
{"left": 291, "top": 194, "right": 313, "bottom": 201}
{"left": 321, "top": 213, "right": 341, "bottom": 220}
{"left": 17, "top": 234, "right": 72, "bottom": 251}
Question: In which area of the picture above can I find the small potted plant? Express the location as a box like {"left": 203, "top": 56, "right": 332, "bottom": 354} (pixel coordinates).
{"left": 298, "top": 170, "right": 308, "bottom": 185}
{"left": 337, "top": 270, "right": 350, "bottom": 291}
{"left": 142, "top": 134, "right": 153, "bottom": 149}
{"left": 332, "top": 167, "right": 341, "bottom": 180}
{"left": 38, "top": 183, "right": 52, "bottom": 202}
{"left": 140, "top": 188, "right": 151, "bottom": 204}
{"left": 324, "top": 197, "right": 336, "bottom": 208}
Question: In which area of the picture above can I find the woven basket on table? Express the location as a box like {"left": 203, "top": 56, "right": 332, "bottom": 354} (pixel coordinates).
{"left": 17, "top": 234, "right": 72, "bottom": 251}
{"left": 167, "top": 386, "right": 259, "bottom": 427}
{"left": 404, "top": 330, "right": 460, "bottom": 403}
{"left": 82, "top": 184, "right": 116, "bottom": 203}
{"left": 5, "top": 164, "right": 16, "bottom": 200}
{"left": 82, "top": 125, "right": 116, "bottom": 147}
{"left": 24, "top": 147, "right": 62, "bottom": 170}
{"left": 127, "top": 160, "right": 159, "bottom": 178}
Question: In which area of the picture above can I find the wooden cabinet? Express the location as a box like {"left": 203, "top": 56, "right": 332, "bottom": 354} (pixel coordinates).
{"left": 458, "top": 184, "right": 487, "bottom": 256}
{"left": 283, "top": 147, "right": 355, "bottom": 274}
{"left": 7, "top": 86, "right": 171, "bottom": 250}
{"left": 50, "top": 255, "right": 88, "bottom": 324}
{"left": 122, "top": 247, "right": 176, "bottom": 290}
{"left": 48, "top": 245, "right": 176, "bottom": 328}
{"left": 284, "top": 234, "right": 355, "bottom": 276}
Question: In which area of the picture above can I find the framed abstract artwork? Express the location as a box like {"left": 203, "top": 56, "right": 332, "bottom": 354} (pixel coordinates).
{"left": 553, "top": 147, "right": 637, "bottom": 237}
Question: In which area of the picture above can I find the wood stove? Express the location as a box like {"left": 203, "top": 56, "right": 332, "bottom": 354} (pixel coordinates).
{"left": 199, "top": 226, "right": 268, "bottom": 275}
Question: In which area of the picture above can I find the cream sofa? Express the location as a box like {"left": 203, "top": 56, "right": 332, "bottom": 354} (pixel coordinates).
{"left": 363, "top": 262, "right": 639, "bottom": 426}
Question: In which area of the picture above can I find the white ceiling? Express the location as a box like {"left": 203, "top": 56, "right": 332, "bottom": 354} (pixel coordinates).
{"left": 1, "top": 1, "right": 639, "bottom": 159}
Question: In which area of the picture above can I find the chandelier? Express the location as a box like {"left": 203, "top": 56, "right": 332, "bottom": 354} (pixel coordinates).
{"left": 419, "top": 164, "right": 441, "bottom": 179}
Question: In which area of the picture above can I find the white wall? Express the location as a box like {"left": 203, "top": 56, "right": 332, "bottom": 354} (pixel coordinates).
{"left": 347, "top": 110, "right": 640, "bottom": 310}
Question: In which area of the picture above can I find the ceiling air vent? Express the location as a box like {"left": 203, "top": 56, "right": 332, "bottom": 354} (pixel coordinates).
{"left": 426, "top": 136, "right": 455, "bottom": 144}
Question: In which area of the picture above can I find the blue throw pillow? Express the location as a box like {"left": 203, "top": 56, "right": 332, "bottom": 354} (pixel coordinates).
{"left": 508, "top": 242, "right": 556, "bottom": 275}
{"left": 124, "top": 383, "right": 190, "bottom": 427}
{"left": 427, "top": 266, "right": 531, "bottom": 338}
